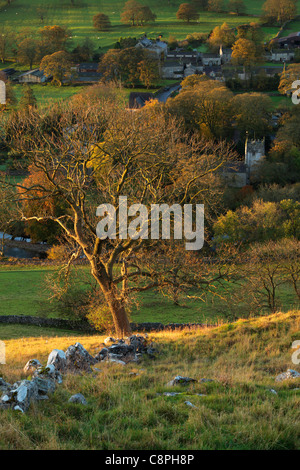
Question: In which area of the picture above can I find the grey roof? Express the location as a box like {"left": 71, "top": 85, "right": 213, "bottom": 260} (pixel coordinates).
{"left": 202, "top": 53, "right": 220, "bottom": 58}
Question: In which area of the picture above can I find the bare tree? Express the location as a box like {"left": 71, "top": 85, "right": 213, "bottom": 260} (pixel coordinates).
{"left": 0, "top": 95, "right": 235, "bottom": 336}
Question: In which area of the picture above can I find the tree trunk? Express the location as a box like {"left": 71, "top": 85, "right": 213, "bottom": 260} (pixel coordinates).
{"left": 104, "top": 288, "right": 132, "bottom": 338}
{"left": 92, "top": 268, "right": 132, "bottom": 337}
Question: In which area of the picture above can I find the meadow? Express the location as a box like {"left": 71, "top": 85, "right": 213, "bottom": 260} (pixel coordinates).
{"left": 0, "top": 0, "right": 291, "bottom": 50}
{"left": 0, "top": 264, "right": 298, "bottom": 327}
{"left": 0, "top": 310, "right": 299, "bottom": 450}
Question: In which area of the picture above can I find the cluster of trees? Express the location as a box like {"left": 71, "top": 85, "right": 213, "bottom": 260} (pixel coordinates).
{"left": 164, "top": 76, "right": 273, "bottom": 140}
{"left": 90, "top": 0, "right": 297, "bottom": 29}
{"left": 214, "top": 198, "right": 300, "bottom": 242}
{"left": 0, "top": 24, "right": 99, "bottom": 83}
{"left": 0, "top": 87, "right": 237, "bottom": 335}
{"left": 98, "top": 47, "right": 159, "bottom": 88}
{"left": 0, "top": 80, "right": 299, "bottom": 333}
{"left": 208, "top": 21, "right": 265, "bottom": 66}
{"left": 262, "top": 0, "right": 298, "bottom": 25}
{"left": 93, "top": 1, "right": 157, "bottom": 30}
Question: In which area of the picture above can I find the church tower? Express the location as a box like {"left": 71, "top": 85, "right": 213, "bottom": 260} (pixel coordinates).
{"left": 245, "top": 135, "right": 265, "bottom": 183}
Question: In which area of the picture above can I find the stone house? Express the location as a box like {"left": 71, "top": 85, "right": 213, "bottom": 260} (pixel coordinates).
{"left": 269, "top": 49, "right": 295, "bottom": 62}
{"left": 136, "top": 36, "right": 168, "bottom": 60}
{"left": 276, "top": 31, "right": 300, "bottom": 48}
{"left": 17, "top": 69, "right": 49, "bottom": 84}
{"left": 161, "top": 61, "right": 185, "bottom": 79}
{"left": 223, "top": 137, "right": 265, "bottom": 187}
{"left": 201, "top": 52, "right": 222, "bottom": 67}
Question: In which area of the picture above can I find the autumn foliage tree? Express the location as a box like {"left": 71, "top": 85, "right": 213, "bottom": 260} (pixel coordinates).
{"left": 1, "top": 94, "right": 235, "bottom": 336}
{"left": 263, "top": 0, "right": 297, "bottom": 25}
{"left": 40, "top": 51, "right": 74, "bottom": 86}
{"left": 176, "top": 3, "right": 199, "bottom": 22}
{"left": 208, "top": 22, "right": 236, "bottom": 51}
{"left": 121, "top": 0, "right": 156, "bottom": 26}
{"left": 93, "top": 13, "right": 111, "bottom": 31}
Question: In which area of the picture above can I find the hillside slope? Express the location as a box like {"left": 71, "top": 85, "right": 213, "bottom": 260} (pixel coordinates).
{"left": 0, "top": 0, "right": 288, "bottom": 49}
{"left": 0, "top": 310, "right": 299, "bottom": 450}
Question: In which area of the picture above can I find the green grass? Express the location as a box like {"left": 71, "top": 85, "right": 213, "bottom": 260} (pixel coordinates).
{"left": 0, "top": 310, "right": 299, "bottom": 449}
{"left": 13, "top": 84, "right": 85, "bottom": 108}
{"left": 0, "top": 265, "right": 298, "bottom": 325}
{"left": 0, "top": 0, "right": 288, "bottom": 51}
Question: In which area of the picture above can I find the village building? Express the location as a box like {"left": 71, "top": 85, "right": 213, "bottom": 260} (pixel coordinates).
{"left": 201, "top": 52, "right": 222, "bottom": 67}
{"left": 275, "top": 31, "right": 300, "bottom": 48}
{"left": 161, "top": 61, "right": 185, "bottom": 79}
{"left": 223, "top": 137, "right": 265, "bottom": 187}
{"left": 219, "top": 46, "right": 232, "bottom": 64}
{"left": 128, "top": 92, "right": 154, "bottom": 109}
{"left": 136, "top": 36, "right": 168, "bottom": 60}
{"left": 268, "top": 49, "right": 295, "bottom": 62}
{"left": 74, "top": 63, "right": 102, "bottom": 83}
{"left": 17, "top": 69, "right": 49, "bottom": 84}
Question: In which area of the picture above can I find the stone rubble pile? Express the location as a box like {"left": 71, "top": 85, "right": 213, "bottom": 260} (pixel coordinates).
{"left": 0, "top": 334, "right": 153, "bottom": 413}
{"left": 275, "top": 369, "right": 300, "bottom": 382}
{"left": 95, "top": 334, "right": 157, "bottom": 365}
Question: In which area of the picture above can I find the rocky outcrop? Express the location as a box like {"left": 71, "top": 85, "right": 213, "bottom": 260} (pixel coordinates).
{"left": 23, "top": 359, "right": 42, "bottom": 375}
{"left": 65, "top": 342, "right": 96, "bottom": 373}
{"left": 47, "top": 349, "right": 67, "bottom": 372}
{"left": 167, "top": 376, "right": 197, "bottom": 387}
{"left": 275, "top": 369, "right": 300, "bottom": 382}
{"left": 68, "top": 393, "right": 87, "bottom": 405}
{"left": 0, "top": 336, "right": 154, "bottom": 412}
{"left": 95, "top": 334, "right": 156, "bottom": 365}
{"left": 1, "top": 380, "right": 40, "bottom": 412}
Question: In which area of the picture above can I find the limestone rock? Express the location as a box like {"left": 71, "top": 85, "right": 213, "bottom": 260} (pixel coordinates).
{"left": 94, "top": 348, "right": 109, "bottom": 362}
{"left": 1, "top": 380, "right": 39, "bottom": 412}
{"left": 0, "top": 378, "right": 12, "bottom": 393}
{"left": 167, "top": 376, "right": 197, "bottom": 387}
{"left": 104, "top": 337, "right": 117, "bottom": 346}
{"left": 275, "top": 369, "right": 300, "bottom": 382}
{"left": 33, "top": 364, "right": 63, "bottom": 384}
{"left": 32, "top": 377, "right": 56, "bottom": 398}
{"left": 65, "top": 342, "right": 96, "bottom": 373}
{"left": 68, "top": 393, "right": 87, "bottom": 405}
{"left": 23, "top": 359, "right": 42, "bottom": 375}
{"left": 184, "top": 401, "right": 198, "bottom": 408}
{"left": 47, "top": 349, "right": 67, "bottom": 372}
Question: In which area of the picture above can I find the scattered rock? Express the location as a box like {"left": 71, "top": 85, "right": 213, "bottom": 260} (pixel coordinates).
{"left": 107, "top": 357, "right": 126, "bottom": 366}
{"left": 163, "top": 392, "right": 183, "bottom": 397}
{"left": 0, "top": 380, "right": 39, "bottom": 412}
{"left": 32, "top": 377, "right": 56, "bottom": 399}
{"left": 95, "top": 334, "right": 155, "bottom": 365}
{"left": 47, "top": 349, "right": 67, "bottom": 372}
{"left": 0, "top": 378, "right": 12, "bottom": 393}
{"left": 167, "top": 376, "right": 197, "bottom": 387}
{"left": 199, "top": 378, "right": 215, "bottom": 383}
{"left": 104, "top": 337, "right": 117, "bottom": 346}
{"left": 275, "top": 369, "right": 300, "bottom": 382}
{"left": 184, "top": 401, "right": 197, "bottom": 408}
{"left": 23, "top": 359, "right": 42, "bottom": 375}
{"left": 33, "top": 364, "right": 62, "bottom": 384}
{"left": 94, "top": 348, "right": 109, "bottom": 362}
{"left": 269, "top": 389, "right": 278, "bottom": 395}
{"left": 68, "top": 393, "right": 87, "bottom": 405}
{"left": 65, "top": 343, "right": 96, "bottom": 374}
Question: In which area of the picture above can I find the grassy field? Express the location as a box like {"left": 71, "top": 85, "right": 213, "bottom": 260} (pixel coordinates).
{"left": 13, "top": 83, "right": 85, "bottom": 107}
{"left": 0, "top": 310, "right": 299, "bottom": 450}
{"left": 0, "top": 265, "right": 298, "bottom": 325}
{"left": 0, "top": 0, "right": 290, "bottom": 51}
